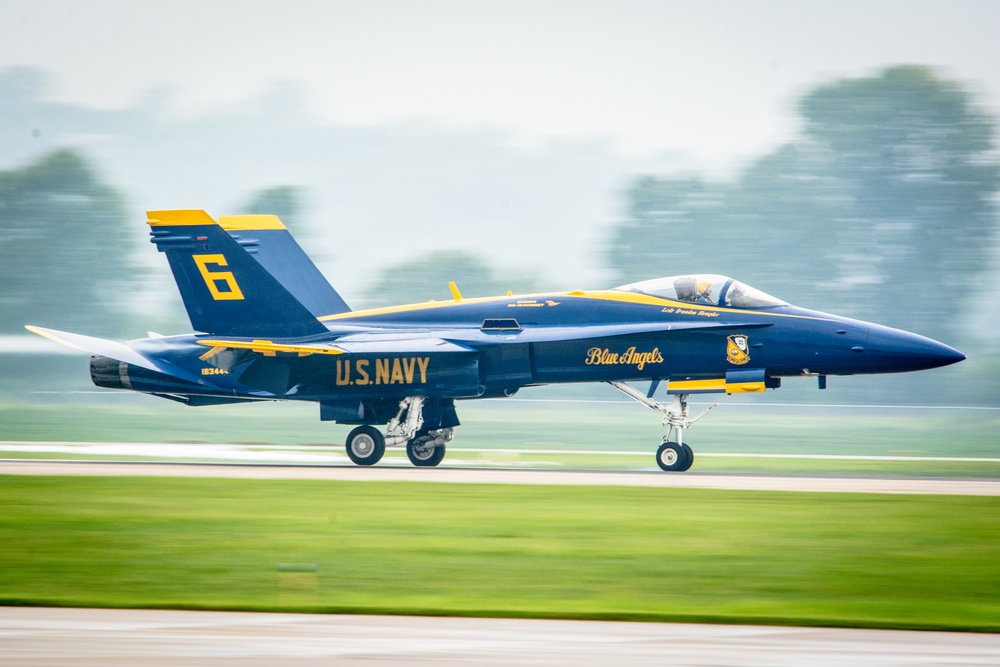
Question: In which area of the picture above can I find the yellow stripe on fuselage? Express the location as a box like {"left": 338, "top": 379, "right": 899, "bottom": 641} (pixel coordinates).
{"left": 317, "top": 290, "right": 835, "bottom": 322}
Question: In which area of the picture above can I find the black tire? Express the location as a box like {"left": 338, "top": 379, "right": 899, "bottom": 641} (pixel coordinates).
{"left": 345, "top": 425, "right": 385, "bottom": 466}
{"left": 656, "top": 441, "right": 689, "bottom": 472}
{"left": 679, "top": 443, "right": 694, "bottom": 472}
{"left": 406, "top": 436, "right": 446, "bottom": 467}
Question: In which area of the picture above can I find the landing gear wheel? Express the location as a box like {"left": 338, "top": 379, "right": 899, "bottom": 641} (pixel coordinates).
{"left": 679, "top": 443, "right": 694, "bottom": 472}
{"left": 406, "top": 433, "right": 446, "bottom": 467}
{"left": 656, "top": 441, "right": 691, "bottom": 472}
{"left": 345, "top": 425, "right": 385, "bottom": 466}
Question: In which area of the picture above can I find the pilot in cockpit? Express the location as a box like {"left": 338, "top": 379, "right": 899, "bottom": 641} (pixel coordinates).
{"left": 695, "top": 280, "right": 713, "bottom": 304}
{"left": 674, "top": 277, "right": 715, "bottom": 305}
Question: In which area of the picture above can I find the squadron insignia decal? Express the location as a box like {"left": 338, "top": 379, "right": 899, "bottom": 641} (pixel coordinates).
{"left": 726, "top": 334, "right": 750, "bottom": 365}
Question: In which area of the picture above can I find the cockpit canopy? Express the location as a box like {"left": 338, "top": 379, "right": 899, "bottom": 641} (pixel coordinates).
{"left": 614, "top": 274, "right": 787, "bottom": 309}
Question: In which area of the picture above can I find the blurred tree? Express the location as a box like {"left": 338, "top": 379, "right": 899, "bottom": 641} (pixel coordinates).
{"left": 243, "top": 185, "right": 303, "bottom": 226}
{"left": 799, "top": 66, "right": 999, "bottom": 335}
{"left": 362, "top": 250, "right": 535, "bottom": 308}
{"left": 0, "top": 150, "right": 131, "bottom": 335}
{"left": 609, "top": 66, "right": 999, "bottom": 341}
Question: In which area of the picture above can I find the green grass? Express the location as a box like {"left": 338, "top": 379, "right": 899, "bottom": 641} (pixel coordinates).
{"left": 1, "top": 475, "right": 998, "bottom": 631}
{"left": 2, "top": 398, "right": 999, "bottom": 476}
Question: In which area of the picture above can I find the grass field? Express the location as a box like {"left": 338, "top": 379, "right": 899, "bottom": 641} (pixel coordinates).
{"left": 2, "top": 397, "right": 999, "bottom": 476}
{"left": 1, "top": 475, "right": 998, "bottom": 631}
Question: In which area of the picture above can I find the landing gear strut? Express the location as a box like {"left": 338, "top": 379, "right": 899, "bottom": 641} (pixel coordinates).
{"left": 343, "top": 396, "right": 454, "bottom": 468}
{"left": 608, "top": 382, "right": 716, "bottom": 473}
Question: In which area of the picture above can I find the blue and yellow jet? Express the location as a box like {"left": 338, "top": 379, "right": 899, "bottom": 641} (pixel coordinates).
{"left": 28, "top": 209, "right": 966, "bottom": 472}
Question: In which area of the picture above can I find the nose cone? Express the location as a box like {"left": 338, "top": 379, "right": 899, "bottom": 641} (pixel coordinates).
{"left": 864, "top": 325, "right": 966, "bottom": 373}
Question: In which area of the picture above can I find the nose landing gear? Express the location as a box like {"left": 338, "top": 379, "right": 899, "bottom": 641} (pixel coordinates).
{"left": 608, "top": 381, "right": 716, "bottom": 472}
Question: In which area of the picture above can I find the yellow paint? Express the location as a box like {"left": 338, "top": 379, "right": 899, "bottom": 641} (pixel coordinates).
{"left": 375, "top": 358, "right": 390, "bottom": 384}
{"left": 667, "top": 378, "right": 766, "bottom": 394}
{"left": 196, "top": 339, "right": 343, "bottom": 356}
{"left": 726, "top": 334, "right": 751, "bottom": 365}
{"left": 193, "top": 254, "right": 245, "bottom": 301}
{"left": 201, "top": 367, "right": 229, "bottom": 376}
{"left": 335, "top": 357, "right": 430, "bottom": 386}
{"left": 198, "top": 346, "right": 225, "bottom": 361}
{"left": 726, "top": 381, "right": 766, "bottom": 393}
{"left": 668, "top": 379, "right": 727, "bottom": 392}
{"left": 585, "top": 346, "right": 664, "bottom": 371}
{"left": 318, "top": 289, "right": 832, "bottom": 323}
{"left": 218, "top": 215, "right": 287, "bottom": 231}
{"left": 449, "top": 281, "right": 463, "bottom": 302}
{"left": 146, "top": 209, "right": 217, "bottom": 227}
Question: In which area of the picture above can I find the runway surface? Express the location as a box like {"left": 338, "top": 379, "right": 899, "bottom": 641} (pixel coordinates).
{"left": 2, "top": 607, "right": 999, "bottom": 667}
{"left": 3, "top": 459, "right": 1000, "bottom": 495}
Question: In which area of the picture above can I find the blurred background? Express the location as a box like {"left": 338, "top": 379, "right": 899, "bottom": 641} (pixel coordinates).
{"left": 1, "top": 0, "right": 998, "bottom": 407}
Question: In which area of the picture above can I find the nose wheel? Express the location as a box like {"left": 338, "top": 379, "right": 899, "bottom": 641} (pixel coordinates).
{"left": 608, "top": 381, "right": 714, "bottom": 473}
{"left": 656, "top": 441, "right": 694, "bottom": 472}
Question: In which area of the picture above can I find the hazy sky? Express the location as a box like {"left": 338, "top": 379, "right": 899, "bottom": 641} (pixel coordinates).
{"left": 2, "top": 0, "right": 998, "bottom": 166}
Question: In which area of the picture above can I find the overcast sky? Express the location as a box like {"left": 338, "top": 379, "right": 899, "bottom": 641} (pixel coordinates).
{"left": 2, "top": 0, "right": 998, "bottom": 166}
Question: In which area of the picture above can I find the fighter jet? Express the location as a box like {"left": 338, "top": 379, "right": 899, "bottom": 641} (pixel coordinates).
{"left": 28, "top": 210, "right": 965, "bottom": 471}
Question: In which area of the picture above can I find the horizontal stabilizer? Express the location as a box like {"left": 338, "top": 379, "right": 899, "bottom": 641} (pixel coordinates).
{"left": 26, "top": 326, "right": 164, "bottom": 373}
{"left": 25, "top": 325, "right": 207, "bottom": 386}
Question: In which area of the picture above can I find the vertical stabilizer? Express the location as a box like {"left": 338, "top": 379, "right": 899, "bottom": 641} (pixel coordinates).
{"left": 147, "top": 210, "right": 329, "bottom": 337}
{"left": 219, "top": 215, "right": 350, "bottom": 317}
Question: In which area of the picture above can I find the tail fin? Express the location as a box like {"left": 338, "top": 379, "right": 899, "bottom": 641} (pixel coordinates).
{"left": 219, "top": 214, "right": 350, "bottom": 317}
{"left": 147, "top": 210, "right": 329, "bottom": 337}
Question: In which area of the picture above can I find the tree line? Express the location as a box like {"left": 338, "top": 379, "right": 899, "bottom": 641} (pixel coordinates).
{"left": 2, "top": 66, "right": 996, "bottom": 401}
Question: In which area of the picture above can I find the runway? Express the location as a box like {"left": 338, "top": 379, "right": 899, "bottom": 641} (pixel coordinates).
{"left": 2, "top": 607, "right": 998, "bottom": 667}
{"left": 2, "top": 458, "right": 1000, "bottom": 495}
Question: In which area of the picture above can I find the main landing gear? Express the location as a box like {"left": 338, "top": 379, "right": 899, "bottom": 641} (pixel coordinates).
{"left": 608, "top": 382, "right": 716, "bottom": 473}
{"left": 345, "top": 396, "right": 454, "bottom": 468}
